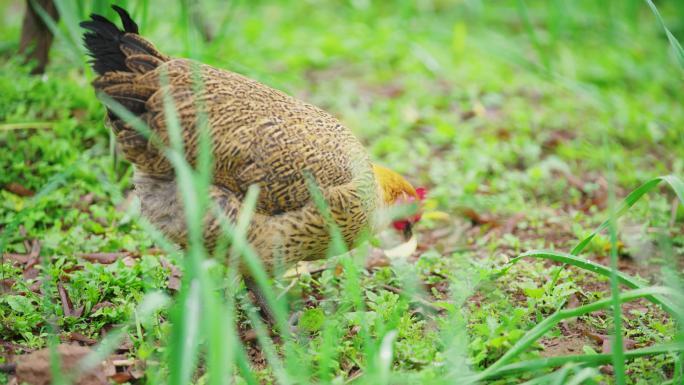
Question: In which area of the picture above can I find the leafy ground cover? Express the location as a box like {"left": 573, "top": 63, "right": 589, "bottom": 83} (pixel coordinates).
{"left": 1, "top": 1, "right": 683, "bottom": 384}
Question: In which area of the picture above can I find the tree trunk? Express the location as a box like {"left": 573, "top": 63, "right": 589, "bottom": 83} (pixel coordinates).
{"left": 18, "top": 0, "right": 60, "bottom": 75}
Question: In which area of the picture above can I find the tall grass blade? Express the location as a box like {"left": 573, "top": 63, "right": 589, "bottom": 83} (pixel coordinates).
{"left": 565, "top": 367, "right": 601, "bottom": 385}
{"left": 607, "top": 152, "right": 626, "bottom": 385}
{"left": 167, "top": 280, "right": 201, "bottom": 385}
{"left": 515, "top": 0, "right": 551, "bottom": 71}
{"left": 505, "top": 250, "right": 677, "bottom": 314}
{"left": 30, "top": 0, "right": 82, "bottom": 61}
{"left": 474, "top": 286, "right": 677, "bottom": 381}
{"left": 483, "top": 342, "right": 684, "bottom": 379}
{"left": 644, "top": 0, "right": 684, "bottom": 70}
{"left": 571, "top": 175, "right": 684, "bottom": 256}
{"left": 51, "top": 0, "right": 85, "bottom": 55}
{"left": 159, "top": 64, "right": 210, "bottom": 385}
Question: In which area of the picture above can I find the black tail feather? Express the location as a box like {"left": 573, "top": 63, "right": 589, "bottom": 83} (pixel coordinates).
{"left": 80, "top": 6, "right": 139, "bottom": 75}
{"left": 112, "top": 5, "right": 138, "bottom": 34}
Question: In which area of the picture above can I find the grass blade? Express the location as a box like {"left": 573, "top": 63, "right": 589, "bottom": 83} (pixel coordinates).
{"left": 167, "top": 280, "right": 201, "bottom": 385}
{"left": 644, "top": 0, "right": 684, "bottom": 70}
{"left": 506, "top": 250, "right": 677, "bottom": 314}
{"left": 483, "top": 342, "right": 684, "bottom": 379}
{"left": 29, "top": 0, "right": 82, "bottom": 62}
{"left": 571, "top": 175, "right": 684, "bottom": 256}
{"left": 474, "top": 287, "right": 678, "bottom": 381}
{"left": 607, "top": 150, "right": 626, "bottom": 385}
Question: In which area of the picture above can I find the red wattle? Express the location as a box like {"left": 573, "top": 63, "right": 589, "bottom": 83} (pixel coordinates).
{"left": 393, "top": 221, "right": 408, "bottom": 231}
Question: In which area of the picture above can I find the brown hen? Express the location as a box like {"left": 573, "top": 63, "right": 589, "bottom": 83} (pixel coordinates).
{"left": 81, "top": 6, "right": 422, "bottom": 269}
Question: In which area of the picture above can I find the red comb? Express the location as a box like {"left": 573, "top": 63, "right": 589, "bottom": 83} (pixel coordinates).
{"left": 416, "top": 187, "right": 427, "bottom": 200}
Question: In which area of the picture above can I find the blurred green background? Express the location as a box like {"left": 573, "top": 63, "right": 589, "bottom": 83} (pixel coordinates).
{"left": 1, "top": 1, "right": 684, "bottom": 384}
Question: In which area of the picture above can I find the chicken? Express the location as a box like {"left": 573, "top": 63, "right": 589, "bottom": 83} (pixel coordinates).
{"left": 81, "top": 6, "right": 424, "bottom": 269}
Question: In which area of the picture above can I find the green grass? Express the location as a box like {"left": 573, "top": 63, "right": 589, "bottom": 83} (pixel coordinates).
{"left": 1, "top": 0, "right": 684, "bottom": 384}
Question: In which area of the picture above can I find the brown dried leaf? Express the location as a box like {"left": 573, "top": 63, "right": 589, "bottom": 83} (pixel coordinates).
{"left": 602, "top": 336, "right": 636, "bottom": 354}
{"left": 4, "top": 182, "right": 35, "bottom": 197}
{"left": 542, "top": 130, "right": 576, "bottom": 150}
{"left": 77, "top": 252, "right": 129, "bottom": 264}
{"left": 22, "top": 267, "right": 39, "bottom": 280}
{"left": 3, "top": 253, "right": 31, "bottom": 265}
{"left": 240, "top": 329, "right": 258, "bottom": 343}
{"left": 585, "top": 332, "right": 637, "bottom": 353}
{"left": 129, "top": 247, "right": 164, "bottom": 257}
{"left": 1, "top": 279, "right": 15, "bottom": 293}
{"left": 460, "top": 207, "right": 500, "bottom": 227}
{"left": 460, "top": 110, "right": 476, "bottom": 121}
{"left": 18, "top": 241, "right": 41, "bottom": 281}
{"left": 15, "top": 344, "right": 111, "bottom": 385}
{"left": 58, "top": 282, "right": 75, "bottom": 317}
{"left": 496, "top": 128, "right": 511, "bottom": 140}
{"left": 110, "top": 372, "right": 133, "bottom": 384}
{"left": 28, "top": 239, "right": 40, "bottom": 259}
{"left": 66, "top": 332, "right": 97, "bottom": 345}
{"left": 29, "top": 280, "right": 42, "bottom": 293}
{"left": 63, "top": 265, "right": 84, "bottom": 274}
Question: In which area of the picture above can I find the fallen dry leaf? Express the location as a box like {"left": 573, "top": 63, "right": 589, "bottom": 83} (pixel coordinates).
{"left": 3, "top": 253, "right": 31, "bottom": 265}
{"left": 58, "top": 282, "right": 74, "bottom": 316}
{"left": 22, "top": 266, "right": 40, "bottom": 280}
{"left": 109, "top": 372, "right": 133, "bottom": 384}
{"left": 4, "top": 182, "right": 35, "bottom": 197}
{"left": 28, "top": 239, "right": 40, "bottom": 259}
{"left": 1, "top": 278, "right": 15, "bottom": 293}
{"left": 460, "top": 207, "right": 500, "bottom": 227}
{"left": 542, "top": 129, "right": 576, "bottom": 150}
{"left": 585, "top": 332, "right": 637, "bottom": 353}
{"left": 14, "top": 344, "right": 111, "bottom": 385}
{"left": 20, "top": 240, "right": 42, "bottom": 281}
{"left": 58, "top": 282, "right": 83, "bottom": 317}
{"left": 65, "top": 332, "right": 97, "bottom": 345}
{"left": 29, "top": 281, "right": 42, "bottom": 293}
{"left": 77, "top": 252, "right": 129, "bottom": 264}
